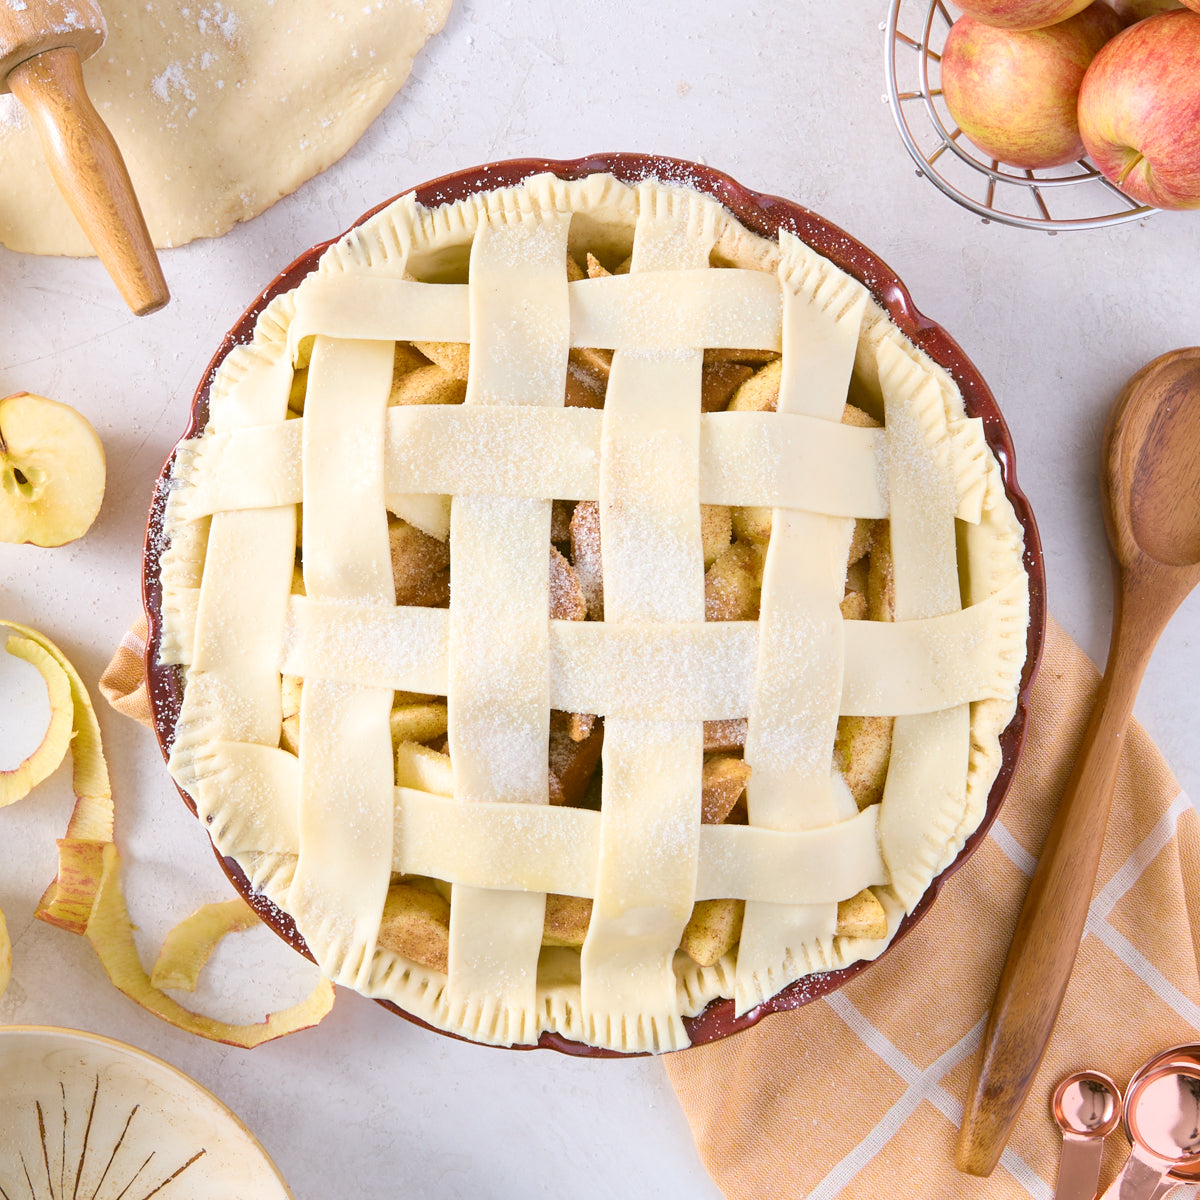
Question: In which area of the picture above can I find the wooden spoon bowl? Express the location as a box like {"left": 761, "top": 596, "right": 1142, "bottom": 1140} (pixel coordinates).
{"left": 1110, "top": 350, "right": 1200, "bottom": 574}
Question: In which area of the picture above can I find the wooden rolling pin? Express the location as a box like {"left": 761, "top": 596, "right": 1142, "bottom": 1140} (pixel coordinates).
{"left": 0, "top": 0, "right": 168, "bottom": 314}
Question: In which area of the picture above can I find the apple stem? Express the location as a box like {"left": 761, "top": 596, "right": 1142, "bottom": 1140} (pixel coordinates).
{"left": 1117, "top": 153, "right": 1145, "bottom": 187}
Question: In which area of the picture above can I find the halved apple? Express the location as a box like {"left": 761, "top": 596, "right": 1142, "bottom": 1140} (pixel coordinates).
{"left": 0, "top": 392, "right": 106, "bottom": 546}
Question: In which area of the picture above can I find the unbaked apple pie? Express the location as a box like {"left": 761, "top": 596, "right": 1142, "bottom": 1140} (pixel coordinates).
{"left": 155, "top": 171, "right": 1030, "bottom": 1053}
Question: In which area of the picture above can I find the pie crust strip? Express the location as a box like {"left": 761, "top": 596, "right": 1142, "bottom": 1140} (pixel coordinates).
{"left": 275, "top": 584, "right": 1026, "bottom": 718}
{"left": 579, "top": 184, "right": 714, "bottom": 1051}
{"left": 158, "top": 296, "right": 299, "bottom": 674}
{"left": 442, "top": 196, "right": 571, "bottom": 1045}
{"left": 289, "top": 335, "right": 396, "bottom": 990}
{"left": 166, "top": 306, "right": 296, "bottom": 796}
{"left": 181, "top": 408, "right": 893, "bottom": 519}
{"left": 196, "top": 746, "right": 885, "bottom": 906}
{"left": 174, "top": 406, "right": 999, "bottom": 539}
{"left": 735, "top": 233, "right": 869, "bottom": 1013}
{"left": 287, "top": 266, "right": 783, "bottom": 354}
{"left": 395, "top": 791, "right": 886, "bottom": 905}
{"left": 957, "top": 452, "right": 1030, "bottom": 844}
{"left": 567, "top": 269, "right": 781, "bottom": 351}
{"left": 876, "top": 336, "right": 972, "bottom": 909}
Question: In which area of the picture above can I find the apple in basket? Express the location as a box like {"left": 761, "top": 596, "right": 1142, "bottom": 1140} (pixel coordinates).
{"left": 1112, "top": 0, "right": 1185, "bottom": 20}
{"left": 953, "top": 0, "right": 1094, "bottom": 29}
{"left": 941, "top": 3, "right": 1124, "bottom": 169}
{"left": 1078, "top": 10, "right": 1200, "bottom": 207}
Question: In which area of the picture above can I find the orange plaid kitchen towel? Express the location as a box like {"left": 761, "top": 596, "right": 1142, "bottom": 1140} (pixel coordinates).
{"left": 100, "top": 612, "right": 153, "bottom": 725}
{"left": 664, "top": 615, "right": 1200, "bottom": 1198}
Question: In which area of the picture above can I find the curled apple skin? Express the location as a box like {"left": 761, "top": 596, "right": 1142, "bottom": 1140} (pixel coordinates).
{"left": 1, "top": 618, "right": 335, "bottom": 1046}
{"left": 0, "top": 392, "right": 106, "bottom": 547}
{"left": 0, "top": 635, "right": 75, "bottom": 808}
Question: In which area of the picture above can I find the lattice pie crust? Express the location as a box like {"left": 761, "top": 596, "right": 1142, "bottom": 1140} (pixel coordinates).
{"left": 157, "top": 173, "right": 1028, "bottom": 1053}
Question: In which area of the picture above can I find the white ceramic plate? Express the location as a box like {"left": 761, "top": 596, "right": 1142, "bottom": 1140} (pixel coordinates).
{"left": 0, "top": 1026, "right": 292, "bottom": 1199}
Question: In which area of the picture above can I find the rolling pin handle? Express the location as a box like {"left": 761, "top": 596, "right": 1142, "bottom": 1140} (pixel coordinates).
{"left": 6, "top": 46, "right": 169, "bottom": 315}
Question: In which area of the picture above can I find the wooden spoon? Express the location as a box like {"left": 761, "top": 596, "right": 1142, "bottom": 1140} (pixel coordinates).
{"left": 0, "top": 0, "right": 168, "bottom": 314}
{"left": 957, "top": 346, "right": 1200, "bottom": 1176}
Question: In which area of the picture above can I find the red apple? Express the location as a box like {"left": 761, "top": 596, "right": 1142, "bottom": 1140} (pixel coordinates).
{"left": 1078, "top": 10, "right": 1200, "bottom": 207}
{"left": 953, "top": 0, "right": 1094, "bottom": 30}
{"left": 1112, "top": 0, "right": 1184, "bottom": 22}
{"left": 941, "top": 4, "right": 1124, "bottom": 168}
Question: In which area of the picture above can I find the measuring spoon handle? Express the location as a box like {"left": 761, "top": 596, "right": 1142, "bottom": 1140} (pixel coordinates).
{"left": 1098, "top": 1144, "right": 1179, "bottom": 1200}
{"left": 1054, "top": 1134, "right": 1106, "bottom": 1200}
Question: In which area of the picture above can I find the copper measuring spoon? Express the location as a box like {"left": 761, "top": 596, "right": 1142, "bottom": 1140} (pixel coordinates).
{"left": 1053, "top": 1071, "right": 1124, "bottom": 1200}
{"left": 1099, "top": 1048, "right": 1200, "bottom": 1200}
{"left": 958, "top": 347, "right": 1200, "bottom": 1175}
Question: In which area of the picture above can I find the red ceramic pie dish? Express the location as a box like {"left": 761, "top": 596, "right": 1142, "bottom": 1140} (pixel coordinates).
{"left": 141, "top": 153, "right": 1046, "bottom": 1057}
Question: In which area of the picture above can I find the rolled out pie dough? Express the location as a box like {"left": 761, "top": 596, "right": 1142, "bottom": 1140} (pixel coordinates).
{"left": 0, "top": 0, "right": 451, "bottom": 256}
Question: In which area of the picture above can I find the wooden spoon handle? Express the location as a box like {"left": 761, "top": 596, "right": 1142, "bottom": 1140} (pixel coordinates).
{"left": 956, "top": 601, "right": 1158, "bottom": 1176}
{"left": 7, "top": 47, "right": 168, "bottom": 315}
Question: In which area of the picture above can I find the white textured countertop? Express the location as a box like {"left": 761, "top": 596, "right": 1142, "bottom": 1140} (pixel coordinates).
{"left": 2, "top": 4, "right": 1199, "bottom": 1198}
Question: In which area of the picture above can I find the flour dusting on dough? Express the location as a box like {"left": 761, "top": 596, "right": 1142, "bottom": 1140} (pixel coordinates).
{"left": 0, "top": 96, "right": 25, "bottom": 132}
{"left": 0, "top": 0, "right": 453, "bottom": 256}
{"left": 150, "top": 63, "right": 196, "bottom": 104}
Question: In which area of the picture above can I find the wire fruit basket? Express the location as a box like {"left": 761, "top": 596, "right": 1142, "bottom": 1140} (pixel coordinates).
{"left": 884, "top": 0, "right": 1155, "bottom": 231}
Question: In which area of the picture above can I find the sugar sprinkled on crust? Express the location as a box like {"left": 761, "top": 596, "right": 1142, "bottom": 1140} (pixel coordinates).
{"left": 160, "top": 172, "right": 1028, "bottom": 1053}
